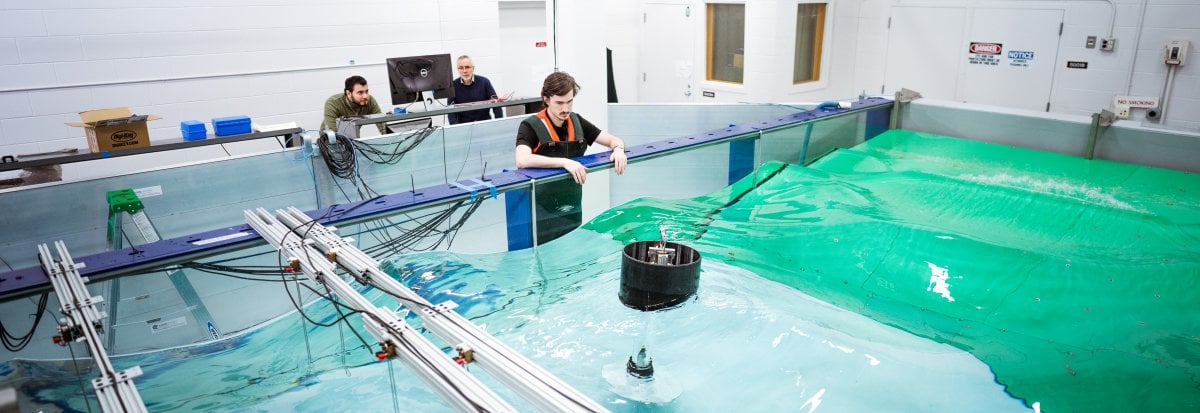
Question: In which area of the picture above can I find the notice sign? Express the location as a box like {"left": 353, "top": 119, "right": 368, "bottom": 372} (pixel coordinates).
{"left": 968, "top": 42, "right": 1002, "bottom": 66}
{"left": 1067, "top": 61, "right": 1088, "bottom": 69}
{"left": 1008, "top": 50, "right": 1034, "bottom": 68}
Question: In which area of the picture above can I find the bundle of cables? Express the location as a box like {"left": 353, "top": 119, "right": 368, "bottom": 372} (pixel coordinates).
{"left": 0, "top": 292, "right": 49, "bottom": 352}
{"left": 316, "top": 125, "right": 484, "bottom": 258}
{"left": 319, "top": 126, "right": 439, "bottom": 180}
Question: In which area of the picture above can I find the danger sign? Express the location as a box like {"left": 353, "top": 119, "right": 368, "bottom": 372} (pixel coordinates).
{"left": 969, "top": 42, "right": 1003, "bottom": 54}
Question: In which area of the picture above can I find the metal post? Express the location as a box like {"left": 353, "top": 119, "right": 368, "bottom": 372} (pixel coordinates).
{"left": 1085, "top": 113, "right": 1100, "bottom": 160}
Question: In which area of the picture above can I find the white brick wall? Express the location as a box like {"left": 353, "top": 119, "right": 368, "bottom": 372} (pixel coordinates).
{"left": 0, "top": 0, "right": 505, "bottom": 180}
{"left": 614, "top": 0, "right": 1197, "bottom": 130}
{"left": 851, "top": 0, "right": 1199, "bottom": 130}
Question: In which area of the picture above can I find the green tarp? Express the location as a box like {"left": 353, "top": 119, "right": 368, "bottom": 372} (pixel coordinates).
{"left": 587, "top": 129, "right": 1200, "bottom": 412}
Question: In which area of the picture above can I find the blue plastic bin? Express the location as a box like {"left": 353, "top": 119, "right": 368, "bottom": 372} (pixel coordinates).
{"left": 212, "top": 116, "right": 252, "bottom": 137}
{"left": 180, "top": 120, "right": 207, "bottom": 141}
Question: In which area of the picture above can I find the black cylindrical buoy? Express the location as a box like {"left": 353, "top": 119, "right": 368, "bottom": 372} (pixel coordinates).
{"left": 619, "top": 240, "right": 701, "bottom": 311}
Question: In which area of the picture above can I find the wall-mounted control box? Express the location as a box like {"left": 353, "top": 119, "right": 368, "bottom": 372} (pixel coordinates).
{"left": 1086, "top": 36, "right": 1097, "bottom": 49}
{"left": 1165, "top": 40, "right": 1190, "bottom": 66}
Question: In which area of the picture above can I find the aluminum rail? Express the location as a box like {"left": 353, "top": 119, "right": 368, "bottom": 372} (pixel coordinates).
{"left": 38, "top": 241, "right": 148, "bottom": 413}
{"left": 273, "top": 206, "right": 608, "bottom": 413}
{"left": 244, "top": 208, "right": 516, "bottom": 413}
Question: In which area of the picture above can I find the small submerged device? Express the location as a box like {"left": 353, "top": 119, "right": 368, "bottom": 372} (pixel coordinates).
{"left": 605, "top": 226, "right": 698, "bottom": 403}
{"left": 626, "top": 346, "right": 654, "bottom": 379}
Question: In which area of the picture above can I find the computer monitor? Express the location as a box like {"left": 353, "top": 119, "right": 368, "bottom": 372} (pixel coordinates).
{"left": 386, "top": 53, "right": 455, "bottom": 105}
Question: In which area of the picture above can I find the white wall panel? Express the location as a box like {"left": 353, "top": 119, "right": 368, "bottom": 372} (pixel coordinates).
{"left": 44, "top": 10, "right": 128, "bottom": 36}
{"left": 0, "top": 10, "right": 45, "bottom": 37}
{"left": 0, "top": 64, "right": 56, "bottom": 90}
{"left": 0, "top": 39, "right": 20, "bottom": 65}
{"left": 859, "top": 0, "right": 1198, "bottom": 129}
{"left": 91, "top": 84, "right": 155, "bottom": 109}
{"left": 15, "top": 36, "right": 83, "bottom": 64}
{"left": 1144, "top": 4, "right": 1200, "bottom": 29}
{"left": 0, "top": 93, "right": 32, "bottom": 119}
{"left": 27, "top": 89, "right": 93, "bottom": 116}
{"left": 0, "top": 1, "right": 522, "bottom": 165}
{"left": 1, "top": 115, "right": 71, "bottom": 144}
{"left": 80, "top": 34, "right": 145, "bottom": 60}
{"left": 52, "top": 60, "right": 119, "bottom": 85}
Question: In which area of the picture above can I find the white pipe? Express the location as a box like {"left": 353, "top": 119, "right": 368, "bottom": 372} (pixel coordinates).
{"left": 1102, "top": 0, "right": 1116, "bottom": 38}
{"left": 1160, "top": 65, "right": 1177, "bottom": 124}
{"left": 1124, "top": 0, "right": 1150, "bottom": 95}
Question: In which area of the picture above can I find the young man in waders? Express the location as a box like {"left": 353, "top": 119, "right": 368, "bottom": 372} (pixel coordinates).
{"left": 514, "top": 71, "right": 628, "bottom": 244}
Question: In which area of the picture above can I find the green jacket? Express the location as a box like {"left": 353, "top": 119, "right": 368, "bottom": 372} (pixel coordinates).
{"left": 322, "top": 93, "right": 387, "bottom": 134}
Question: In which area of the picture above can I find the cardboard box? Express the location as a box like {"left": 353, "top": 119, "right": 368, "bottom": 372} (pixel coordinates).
{"left": 66, "top": 107, "right": 160, "bottom": 153}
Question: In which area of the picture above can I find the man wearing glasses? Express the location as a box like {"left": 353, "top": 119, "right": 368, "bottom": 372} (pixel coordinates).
{"left": 447, "top": 55, "right": 504, "bottom": 125}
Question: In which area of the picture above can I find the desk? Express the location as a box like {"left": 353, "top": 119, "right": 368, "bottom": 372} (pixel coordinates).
{"left": 0, "top": 128, "right": 303, "bottom": 173}
{"left": 346, "top": 97, "right": 543, "bottom": 139}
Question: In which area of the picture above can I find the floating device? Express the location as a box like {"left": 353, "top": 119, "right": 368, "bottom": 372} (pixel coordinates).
{"left": 619, "top": 228, "right": 701, "bottom": 311}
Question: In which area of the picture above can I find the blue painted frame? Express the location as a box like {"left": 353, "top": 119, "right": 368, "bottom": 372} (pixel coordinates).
{"left": 0, "top": 97, "right": 892, "bottom": 300}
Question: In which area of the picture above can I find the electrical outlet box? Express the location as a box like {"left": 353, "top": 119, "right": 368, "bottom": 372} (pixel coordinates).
{"left": 1113, "top": 96, "right": 1159, "bottom": 120}
{"left": 1086, "top": 36, "right": 1097, "bottom": 49}
{"left": 1100, "top": 37, "right": 1116, "bottom": 51}
{"left": 1165, "top": 40, "right": 1190, "bottom": 66}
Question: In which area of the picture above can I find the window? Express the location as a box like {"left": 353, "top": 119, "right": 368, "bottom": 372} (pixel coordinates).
{"left": 706, "top": 3, "right": 746, "bottom": 84}
{"left": 793, "top": 3, "right": 826, "bottom": 84}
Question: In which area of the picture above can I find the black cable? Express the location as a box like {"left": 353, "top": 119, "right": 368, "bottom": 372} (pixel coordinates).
{"left": 359, "top": 310, "right": 492, "bottom": 413}
{"left": 179, "top": 265, "right": 297, "bottom": 283}
{"left": 319, "top": 132, "right": 359, "bottom": 180}
{"left": 66, "top": 341, "right": 95, "bottom": 413}
{"left": 0, "top": 292, "right": 49, "bottom": 352}
{"left": 183, "top": 261, "right": 294, "bottom": 275}
{"left": 267, "top": 210, "right": 493, "bottom": 412}
{"left": 119, "top": 227, "right": 143, "bottom": 254}
{"left": 321, "top": 282, "right": 373, "bottom": 354}
{"left": 366, "top": 270, "right": 603, "bottom": 412}
{"left": 350, "top": 126, "right": 438, "bottom": 165}
{"left": 318, "top": 127, "right": 440, "bottom": 184}
{"left": 314, "top": 133, "right": 485, "bottom": 259}
{"left": 358, "top": 198, "right": 483, "bottom": 259}
{"left": 279, "top": 270, "right": 363, "bottom": 330}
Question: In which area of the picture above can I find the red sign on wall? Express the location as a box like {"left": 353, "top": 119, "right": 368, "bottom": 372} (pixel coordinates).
{"left": 969, "top": 42, "right": 1003, "bottom": 54}
{"left": 535, "top": 41, "right": 547, "bottom": 47}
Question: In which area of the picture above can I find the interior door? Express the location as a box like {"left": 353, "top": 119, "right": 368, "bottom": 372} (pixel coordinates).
{"left": 499, "top": 2, "right": 552, "bottom": 99}
{"left": 884, "top": 6, "right": 1063, "bottom": 112}
{"left": 959, "top": 8, "right": 1063, "bottom": 111}
{"left": 639, "top": 3, "right": 695, "bottom": 102}
{"left": 882, "top": 6, "right": 968, "bottom": 99}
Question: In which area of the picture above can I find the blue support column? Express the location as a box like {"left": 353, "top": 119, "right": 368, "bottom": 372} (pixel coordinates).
{"left": 504, "top": 187, "right": 533, "bottom": 250}
{"left": 728, "top": 139, "right": 756, "bottom": 184}
{"left": 865, "top": 107, "right": 891, "bottom": 140}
